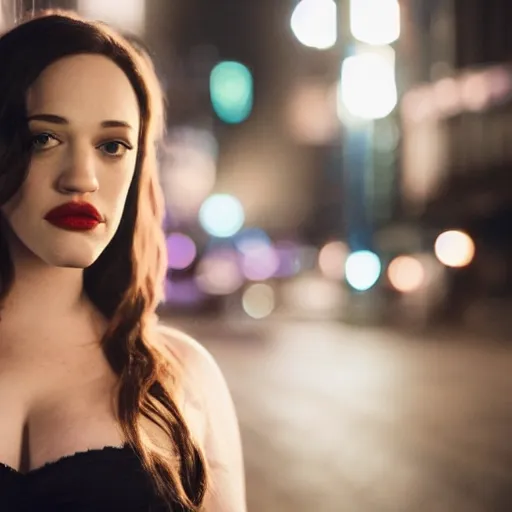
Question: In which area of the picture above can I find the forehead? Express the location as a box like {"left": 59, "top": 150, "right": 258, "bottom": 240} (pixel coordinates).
{"left": 26, "top": 54, "right": 140, "bottom": 128}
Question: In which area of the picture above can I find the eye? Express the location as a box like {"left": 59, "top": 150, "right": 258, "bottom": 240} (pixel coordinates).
{"left": 31, "top": 132, "right": 60, "bottom": 151}
{"left": 98, "top": 140, "right": 132, "bottom": 158}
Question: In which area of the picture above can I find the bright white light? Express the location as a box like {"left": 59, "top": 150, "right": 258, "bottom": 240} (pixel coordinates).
{"left": 339, "top": 49, "right": 397, "bottom": 120}
{"left": 199, "top": 194, "right": 245, "bottom": 238}
{"left": 242, "top": 284, "right": 276, "bottom": 319}
{"left": 78, "top": 0, "right": 145, "bottom": 34}
{"left": 345, "top": 250, "right": 381, "bottom": 291}
{"left": 290, "top": 0, "right": 338, "bottom": 50}
{"left": 434, "top": 231, "right": 475, "bottom": 268}
{"left": 350, "top": 0, "right": 400, "bottom": 45}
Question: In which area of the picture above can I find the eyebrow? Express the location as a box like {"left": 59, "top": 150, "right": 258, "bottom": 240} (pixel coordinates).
{"left": 26, "top": 113, "right": 133, "bottom": 130}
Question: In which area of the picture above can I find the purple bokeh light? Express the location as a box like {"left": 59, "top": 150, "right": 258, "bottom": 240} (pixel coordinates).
{"left": 166, "top": 232, "right": 197, "bottom": 270}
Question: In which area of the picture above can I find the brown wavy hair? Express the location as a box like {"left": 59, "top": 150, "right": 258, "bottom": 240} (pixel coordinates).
{"left": 0, "top": 10, "right": 206, "bottom": 511}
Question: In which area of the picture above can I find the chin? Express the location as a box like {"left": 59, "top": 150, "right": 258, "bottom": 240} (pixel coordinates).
{"left": 41, "top": 243, "right": 106, "bottom": 269}
{"left": 47, "top": 253, "right": 100, "bottom": 269}
{"left": 56, "top": 258, "right": 97, "bottom": 269}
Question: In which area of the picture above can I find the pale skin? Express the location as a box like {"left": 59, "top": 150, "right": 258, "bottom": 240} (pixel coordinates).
{"left": 0, "top": 54, "right": 246, "bottom": 511}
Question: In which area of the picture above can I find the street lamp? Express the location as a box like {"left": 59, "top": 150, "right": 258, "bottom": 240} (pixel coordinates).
{"left": 290, "top": 0, "right": 338, "bottom": 50}
{"left": 350, "top": 0, "right": 400, "bottom": 45}
{"left": 339, "top": 47, "right": 398, "bottom": 121}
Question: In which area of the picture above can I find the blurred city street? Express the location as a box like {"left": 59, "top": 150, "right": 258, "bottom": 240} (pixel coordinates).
{"left": 168, "top": 317, "right": 512, "bottom": 512}
{"left": 1, "top": 0, "right": 512, "bottom": 510}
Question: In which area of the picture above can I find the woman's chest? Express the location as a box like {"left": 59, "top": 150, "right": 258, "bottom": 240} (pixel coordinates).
{"left": 0, "top": 351, "right": 122, "bottom": 473}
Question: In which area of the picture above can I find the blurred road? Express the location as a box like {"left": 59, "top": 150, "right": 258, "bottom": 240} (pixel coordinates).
{"left": 165, "top": 318, "right": 512, "bottom": 512}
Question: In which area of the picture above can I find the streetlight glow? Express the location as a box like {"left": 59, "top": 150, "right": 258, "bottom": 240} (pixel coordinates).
{"left": 290, "top": 0, "right": 338, "bottom": 50}
{"left": 339, "top": 49, "right": 398, "bottom": 120}
{"left": 350, "top": 0, "right": 400, "bottom": 45}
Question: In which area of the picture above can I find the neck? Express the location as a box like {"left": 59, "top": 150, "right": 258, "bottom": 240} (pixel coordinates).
{"left": 0, "top": 235, "right": 105, "bottom": 356}
{"left": 2, "top": 228, "right": 86, "bottom": 315}
{"left": 3, "top": 262, "right": 86, "bottom": 317}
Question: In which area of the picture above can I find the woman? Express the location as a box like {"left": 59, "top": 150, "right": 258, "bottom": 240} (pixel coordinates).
{"left": 0, "top": 9, "right": 245, "bottom": 512}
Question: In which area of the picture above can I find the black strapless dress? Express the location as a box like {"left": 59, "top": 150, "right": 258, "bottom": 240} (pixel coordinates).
{"left": 0, "top": 444, "right": 176, "bottom": 511}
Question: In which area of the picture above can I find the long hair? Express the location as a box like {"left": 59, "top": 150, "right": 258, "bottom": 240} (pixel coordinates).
{"left": 0, "top": 10, "right": 206, "bottom": 511}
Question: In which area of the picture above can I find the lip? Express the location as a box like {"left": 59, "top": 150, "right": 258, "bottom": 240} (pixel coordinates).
{"left": 44, "top": 202, "right": 104, "bottom": 231}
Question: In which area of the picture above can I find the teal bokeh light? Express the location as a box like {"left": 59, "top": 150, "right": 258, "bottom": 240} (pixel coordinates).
{"left": 210, "top": 61, "right": 253, "bottom": 124}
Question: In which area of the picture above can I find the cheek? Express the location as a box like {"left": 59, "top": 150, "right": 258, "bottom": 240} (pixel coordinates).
{"left": 118, "top": 156, "right": 138, "bottom": 202}
{"left": 103, "top": 160, "right": 138, "bottom": 221}
{"left": 1, "top": 160, "right": 49, "bottom": 219}
{"left": 0, "top": 187, "right": 26, "bottom": 220}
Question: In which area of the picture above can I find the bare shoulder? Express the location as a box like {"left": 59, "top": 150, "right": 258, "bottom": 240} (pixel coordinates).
{"left": 152, "top": 322, "right": 247, "bottom": 511}
{"left": 151, "top": 323, "right": 219, "bottom": 438}
{"left": 155, "top": 323, "right": 217, "bottom": 378}
{"left": 152, "top": 323, "right": 218, "bottom": 373}
{"left": 152, "top": 323, "right": 225, "bottom": 413}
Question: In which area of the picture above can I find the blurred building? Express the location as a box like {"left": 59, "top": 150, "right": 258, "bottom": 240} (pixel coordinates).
{"left": 399, "top": 0, "right": 512, "bottom": 329}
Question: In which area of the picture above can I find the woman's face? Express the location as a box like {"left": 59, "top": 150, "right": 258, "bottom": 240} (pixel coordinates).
{"left": 0, "top": 53, "right": 141, "bottom": 268}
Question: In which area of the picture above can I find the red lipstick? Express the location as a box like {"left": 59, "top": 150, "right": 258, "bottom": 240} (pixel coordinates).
{"left": 44, "top": 202, "right": 103, "bottom": 231}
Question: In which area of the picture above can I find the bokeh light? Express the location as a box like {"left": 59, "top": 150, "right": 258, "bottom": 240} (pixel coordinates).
{"left": 387, "top": 255, "right": 425, "bottom": 293}
{"left": 235, "top": 229, "right": 279, "bottom": 281}
{"left": 199, "top": 194, "right": 245, "bottom": 238}
{"left": 460, "top": 72, "right": 492, "bottom": 112}
{"left": 164, "top": 277, "right": 204, "bottom": 306}
{"left": 349, "top": 0, "right": 400, "bottom": 45}
{"left": 318, "top": 241, "right": 348, "bottom": 280}
{"left": 345, "top": 250, "right": 382, "bottom": 291}
{"left": 210, "top": 61, "right": 253, "bottom": 124}
{"left": 434, "top": 230, "right": 475, "bottom": 268}
{"left": 339, "top": 49, "right": 398, "bottom": 120}
{"left": 290, "top": 0, "right": 337, "bottom": 50}
{"left": 195, "top": 248, "right": 244, "bottom": 295}
{"left": 242, "top": 284, "right": 276, "bottom": 319}
{"left": 242, "top": 245, "right": 280, "bottom": 281}
{"left": 234, "top": 228, "right": 272, "bottom": 253}
{"left": 166, "top": 233, "right": 197, "bottom": 270}
{"left": 401, "top": 66, "right": 512, "bottom": 125}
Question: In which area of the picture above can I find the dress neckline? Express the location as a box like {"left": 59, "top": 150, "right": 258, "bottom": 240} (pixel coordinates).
{"left": 0, "top": 443, "right": 131, "bottom": 478}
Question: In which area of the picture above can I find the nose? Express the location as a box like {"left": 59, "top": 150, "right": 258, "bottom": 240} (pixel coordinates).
{"left": 56, "top": 143, "right": 99, "bottom": 195}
